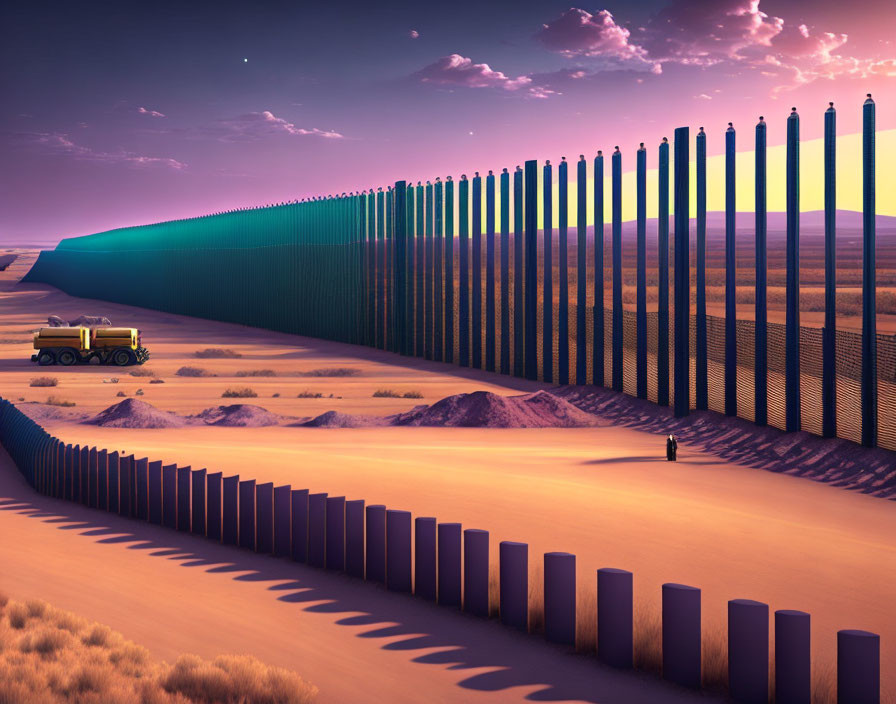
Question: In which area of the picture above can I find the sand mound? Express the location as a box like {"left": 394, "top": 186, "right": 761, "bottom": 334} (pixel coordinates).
{"left": 88, "top": 399, "right": 191, "bottom": 429}
{"left": 302, "top": 410, "right": 388, "bottom": 428}
{"left": 195, "top": 404, "right": 282, "bottom": 427}
{"left": 15, "top": 402, "right": 90, "bottom": 424}
{"left": 393, "top": 390, "right": 600, "bottom": 428}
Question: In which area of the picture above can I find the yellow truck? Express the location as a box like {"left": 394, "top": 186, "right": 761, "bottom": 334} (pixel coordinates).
{"left": 31, "top": 327, "right": 149, "bottom": 366}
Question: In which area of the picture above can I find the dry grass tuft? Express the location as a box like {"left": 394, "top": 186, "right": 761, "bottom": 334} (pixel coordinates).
{"left": 149, "top": 378, "right": 165, "bottom": 384}
{"left": 44, "top": 396, "right": 75, "bottom": 407}
{"left": 0, "top": 595, "right": 317, "bottom": 703}
{"left": 235, "top": 369, "right": 277, "bottom": 377}
{"left": 297, "top": 390, "right": 323, "bottom": 399}
{"left": 29, "top": 377, "right": 58, "bottom": 388}
{"left": 633, "top": 604, "right": 662, "bottom": 674}
{"left": 128, "top": 368, "right": 156, "bottom": 377}
{"left": 221, "top": 387, "right": 257, "bottom": 398}
{"left": 194, "top": 348, "right": 242, "bottom": 359}
{"left": 402, "top": 390, "right": 423, "bottom": 399}
{"left": 303, "top": 367, "right": 360, "bottom": 377}
{"left": 702, "top": 623, "right": 728, "bottom": 692}
{"left": 372, "top": 389, "right": 401, "bottom": 398}
{"left": 175, "top": 366, "right": 214, "bottom": 377}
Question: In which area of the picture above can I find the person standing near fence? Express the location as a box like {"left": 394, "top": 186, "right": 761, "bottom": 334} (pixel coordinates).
{"left": 666, "top": 434, "right": 678, "bottom": 462}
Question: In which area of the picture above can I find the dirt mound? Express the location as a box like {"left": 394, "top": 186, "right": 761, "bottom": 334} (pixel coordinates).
{"left": 393, "top": 390, "right": 601, "bottom": 428}
{"left": 88, "top": 399, "right": 191, "bottom": 429}
{"left": 302, "top": 410, "right": 388, "bottom": 428}
{"left": 0, "top": 254, "right": 17, "bottom": 271}
{"left": 195, "top": 404, "right": 282, "bottom": 427}
{"left": 15, "top": 402, "right": 90, "bottom": 424}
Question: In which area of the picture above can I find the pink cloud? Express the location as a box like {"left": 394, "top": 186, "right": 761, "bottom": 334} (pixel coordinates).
{"left": 415, "top": 54, "right": 533, "bottom": 90}
{"left": 137, "top": 106, "right": 166, "bottom": 118}
{"left": 19, "top": 132, "right": 186, "bottom": 170}
{"left": 409, "top": 29, "right": 419, "bottom": 39}
{"left": 212, "top": 111, "right": 344, "bottom": 141}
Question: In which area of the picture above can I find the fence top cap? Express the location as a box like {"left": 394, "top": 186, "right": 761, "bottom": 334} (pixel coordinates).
{"left": 561, "top": 155, "right": 566, "bottom": 161}
{"left": 639, "top": 142, "right": 644, "bottom": 149}
{"left": 579, "top": 154, "right": 584, "bottom": 160}
{"left": 545, "top": 160, "right": 551, "bottom": 165}
{"left": 790, "top": 106, "right": 798, "bottom": 115}
{"left": 597, "top": 149, "right": 603, "bottom": 156}
{"left": 474, "top": 171, "right": 479, "bottom": 177}
{"left": 488, "top": 169, "right": 493, "bottom": 175}
{"left": 446, "top": 176, "right": 452, "bottom": 181}
{"left": 865, "top": 93, "right": 874, "bottom": 104}
{"left": 662, "top": 137, "right": 668, "bottom": 143}
{"left": 759, "top": 115, "right": 765, "bottom": 122}
{"left": 827, "top": 101, "right": 835, "bottom": 109}
{"left": 727, "top": 122, "right": 733, "bottom": 129}
{"left": 516, "top": 165, "right": 522, "bottom": 170}
{"left": 461, "top": 174, "right": 467, "bottom": 180}
{"left": 613, "top": 146, "right": 620, "bottom": 152}
{"left": 426, "top": 179, "right": 431, "bottom": 185}
{"left": 417, "top": 180, "right": 422, "bottom": 186}
{"left": 435, "top": 177, "right": 441, "bottom": 182}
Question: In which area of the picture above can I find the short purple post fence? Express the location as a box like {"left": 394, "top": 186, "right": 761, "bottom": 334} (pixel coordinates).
{"left": 177, "top": 466, "right": 191, "bottom": 532}
{"left": 221, "top": 475, "right": 239, "bottom": 545}
{"left": 464, "top": 529, "right": 489, "bottom": 618}
{"left": 598, "top": 568, "right": 633, "bottom": 668}
{"left": 308, "top": 492, "right": 327, "bottom": 567}
{"left": 326, "top": 495, "right": 346, "bottom": 571}
{"left": 345, "top": 499, "right": 365, "bottom": 578}
{"left": 291, "top": 489, "right": 309, "bottom": 562}
{"left": 837, "top": 629, "right": 879, "bottom": 704}
{"left": 107, "top": 451, "right": 119, "bottom": 513}
{"left": 148, "top": 460, "right": 163, "bottom": 525}
{"left": 728, "top": 599, "right": 769, "bottom": 703}
{"left": 64, "top": 444, "right": 73, "bottom": 501}
{"left": 206, "top": 471, "right": 223, "bottom": 541}
{"left": 499, "top": 541, "right": 528, "bottom": 631}
{"left": 96, "top": 449, "right": 108, "bottom": 510}
{"left": 662, "top": 583, "right": 701, "bottom": 689}
{"left": 88, "top": 447, "right": 98, "bottom": 508}
{"left": 273, "top": 485, "right": 291, "bottom": 557}
{"left": 415, "top": 517, "right": 437, "bottom": 601}
{"left": 79, "top": 446, "right": 89, "bottom": 505}
{"left": 438, "top": 523, "right": 462, "bottom": 608}
{"left": 239, "top": 480, "right": 256, "bottom": 550}
{"left": 775, "top": 610, "right": 810, "bottom": 704}
{"left": 255, "top": 482, "right": 274, "bottom": 554}
{"left": 386, "top": 510, "right": 412, "bottom": 593}
{"left": 118, "top": 455, "right": 132, "bottom": 518}
{"left": 545, "top": 552, "right": 576, "bottom": 646}
{"left": 135, "top": 457, "right": 148, "bottom": 520}
{"left": 162, "top": 464, "right": 177, "bottom": 529}
{"left": 191, "top": 468, "right": 207, "bottom": 536}
{"left": 365, "top": 504, "right": 386, "bottom": 584}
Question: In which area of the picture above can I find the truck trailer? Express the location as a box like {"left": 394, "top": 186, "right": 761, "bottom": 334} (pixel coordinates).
{"left": 31, "top": 327, "right": 149, "bottom": 366}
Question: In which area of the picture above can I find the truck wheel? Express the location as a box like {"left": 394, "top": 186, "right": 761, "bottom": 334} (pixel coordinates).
{"left": 37, "top": 350, "right": 56, "bottom": 366}
{"left": 57, "top": 348, "right": 78, "bottom": 366}
{"left": 112, "top": 349, "right": 136, "bottom": 366}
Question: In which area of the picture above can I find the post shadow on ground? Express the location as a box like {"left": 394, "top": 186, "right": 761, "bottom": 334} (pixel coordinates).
{"left": 0, "top": 461, "right": 712, "bottom": 704}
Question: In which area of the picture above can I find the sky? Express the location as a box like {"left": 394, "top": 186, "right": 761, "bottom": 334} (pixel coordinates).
{"left": 1, "top": 0, "right": 895, "bottom": 245}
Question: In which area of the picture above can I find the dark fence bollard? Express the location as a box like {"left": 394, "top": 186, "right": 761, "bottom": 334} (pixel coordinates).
{"left": 273, "top": 485, "right": 291, "bottom": 557}
{"left": 177, "top": 466, "right": 191, "bottom": 532}
{"left": 148, "top": 460, "right": 163, "bottom": 525}
{"left": 326, "top": 495, "right": 346, "bottom": 570}
{"left": 192, "top": 468, "right": 207, "bottom": 537}
{"left": 386, "top": 510, "right": 412, "bottom": 593}
{"left": 728, "top": 599, "right": 769, "bottom": 703}
{"left": 598, "top": 568, "right": 633, "bottom": 668}
{"left": 96, "top": 449, "right": 108, "bottom": 510}
{"left": 291, "top": 489, "right": 309, "bottom": 563}
{"left": 662, "top": 583, "right": 701, "bottom": 688}
{"left": 239, "top": 480, "right": 256, "bottom": 550}
{"left": 107, "top": 451, "right": 119, "bottom": 513}
{"left": 222, "top": 475, "right": 239, "bottom": 545}
{"left": 464, "top": 529, "right": 489, "bottom": 618}
{"left": 438, "top": 523, "right": 462, "bottom": 608}
{"left": 135, "top": 457, "right": 148, "bottom": 520}
{"left": 255, "top": 482, "right": 274, "bottom": 554}
{"left": 366, "top": 504, "right": 386, "bottom": 584}
{"left": 775, "top": 610, "right": 810, "bottom": 704}
{"left": 163, "top": 464, "right": 177, "bottom": 530}
{"left": 63, "top": 444, "right": 72, "bottom": 501}
{"left": 499, "top": 541, "right": 528, "bottom": 631}
{"left": 545, "top": 552, "right": 576, "bottom": 646}
{"left": 80, "top": 446, "right": 89, "bottom": 505}
{"left": 837, "top": 629, "right": 879, "bottom": 704}
{"left": 206, "top": 472, "right": 222, "bottom": 541}
{"left": 308, "top": 492, "right": 327, "bottom": 567}
{"left": 345, "top": 499, "right": 365, "bottom": 578}
{"left": 119, "top": 455, "right": 132, "bottom": 518}
{"left": 88, "top": 447, "right": 98, "bottom": 508}
{"left": 415, "top": 517, "right": 437, "bottom": 601}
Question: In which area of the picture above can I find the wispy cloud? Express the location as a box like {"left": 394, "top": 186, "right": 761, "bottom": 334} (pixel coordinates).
{"left": 16, "top": 132, "right": 186, "bottom": 170}
{"left": 414, "top": 54, "right": 561, "bottom": 99}
{"left": 409, "top": 29, "right": 420, "bottom": 39}
{"left": 207, "top": 111, "right": 344, "bottom": 141}
{"left": 137, "top": 106, "right": 166, "bottom": 118}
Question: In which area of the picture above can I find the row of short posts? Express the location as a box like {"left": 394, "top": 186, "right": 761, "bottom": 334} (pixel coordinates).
{"left": 0, "top": 417, "right": 883, "bottom": 704}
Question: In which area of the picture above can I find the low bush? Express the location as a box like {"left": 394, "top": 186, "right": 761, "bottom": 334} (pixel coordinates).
{"left": 402, "top": 390, "right": 423, "bottom": 399}
{"left": 303, "top": 367, "right": 360, "bottom": 377}
{"left": 222, "top": 387, "right": 257, "bottom": 398}
{"left": 194, "top": 348, "right": 242, "bottom": 359}
{"left": 149, "top": 378, "right": 165, "bottom": 384}
{"left": 372, "top": 389, "right": 401, "bottom": 398}
{"left": 45, "top": 396, "right": 75, "bottom": 407}
{"left": 235, "top": 369, "right": 276, "bottom": 377}
{"left": 128, "top": 368, "right": 156, "bottom": 377}
{"left": 29, "top": 377, "right": 58, "bottom": 388}
{"left": 116, "top": 391, "right": 127, "bottom": 397}
{"left": 176, "top": 366, "right": 213, "bottom": 377}
{"left": 297, "top": 390, "right": 323, "bottom": 398}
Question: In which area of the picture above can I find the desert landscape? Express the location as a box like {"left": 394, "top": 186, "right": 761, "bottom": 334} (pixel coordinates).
{"left": 2, "top": 248, "right": 894, "bottom": 702}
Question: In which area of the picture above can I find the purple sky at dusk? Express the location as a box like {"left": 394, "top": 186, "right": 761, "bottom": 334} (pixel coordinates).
{"left": 1, "top": 0, "right": 894, "bottom": 245}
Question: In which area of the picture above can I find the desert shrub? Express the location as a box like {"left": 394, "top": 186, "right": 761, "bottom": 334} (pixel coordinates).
{"left": 176, "top": 366, "right": 213, "bottom": 377}
{"left": 272, "top": 393, "right": 280, "bottom": 398}
{"left": 29, "top": 377, "right": 57, "bottom": 388}
{"left": 7, "top": 602, "right": 28, "bottom": 629}
{"left": 116, "top": 391, "right": 127, "bottom": 397}
{"left": 235, "top": 369, "right": 276, "bottom": 377}
{"left": 25, "top": 601, "right": 47, "bottom": 619}
{"left": 702, "top": 624, "right": 728, "bottom": 692}
{"left": 81, "top": 625, "right": 112, "bottom": 648}
{"left": 149, "top": 378, "right": 165, "bottom": 384}
{"left": 19, "top": 627, "right": 72, "bottom": 658}
{"left": 45, "top": 396, "right": 75, "bottom": 407}
{"left": 222, "top": 387, "right": 257, "bottom": 398}
{"left": 303, "top": 367, "right": 360, "bottom": 377}
{"left": 128, "top": 368, "right": 156, "bottom": 377}
{"left": 297, "top": 390, "right": 323, "bottom": 398}
{"left": 372, "top": 389, "right": 401, "bottom": 398}
{"left": 402, "top": 390, "right": 423, "bottom": 399}
{"left": 194, "top": 348, "right": 242, "bottom": 359}
{"left": 135, "top": 389, "right": 144, "bottom": 396}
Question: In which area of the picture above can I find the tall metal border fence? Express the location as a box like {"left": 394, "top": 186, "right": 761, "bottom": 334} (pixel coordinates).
{"left": 0, "top": 398, "right": 883, "bottom": 702}
{"left": 23, "top": 97, "right": 895, "bottom": 450}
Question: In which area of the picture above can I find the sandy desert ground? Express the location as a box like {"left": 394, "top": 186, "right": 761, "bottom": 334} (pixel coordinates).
{"left": 1, "top": 249, "right": 894, "bottom": 702}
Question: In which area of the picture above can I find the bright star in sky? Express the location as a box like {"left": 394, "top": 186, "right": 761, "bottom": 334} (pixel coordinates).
{"left": 243, "top": 58, "right": 248, "bottom": 63}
